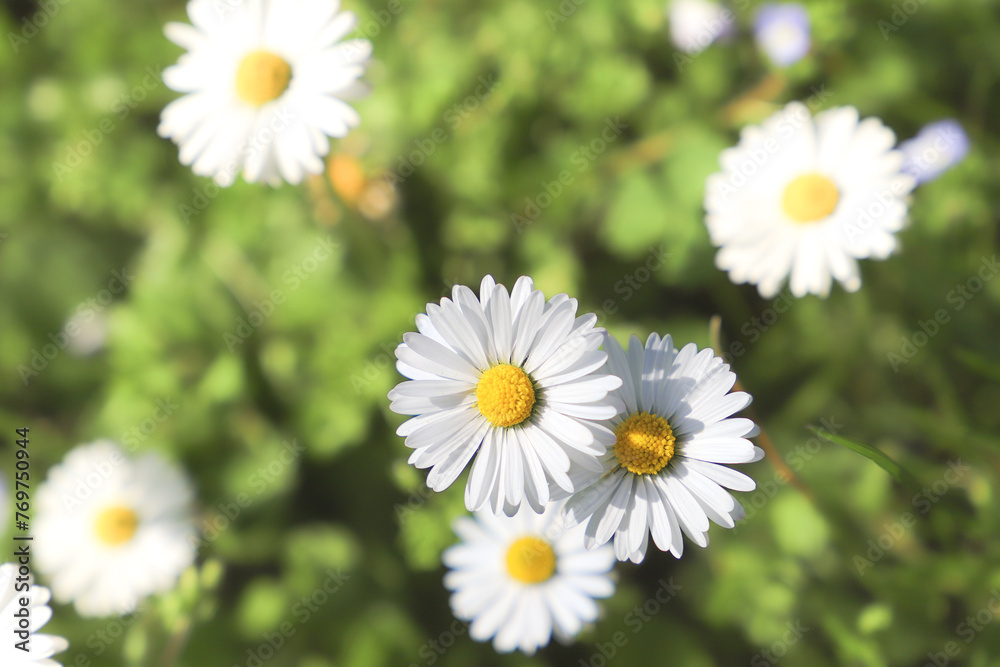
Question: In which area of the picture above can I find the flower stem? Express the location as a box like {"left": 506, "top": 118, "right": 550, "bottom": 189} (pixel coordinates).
{"left": 710, "top": 315, "right": 813, "bottom": 499}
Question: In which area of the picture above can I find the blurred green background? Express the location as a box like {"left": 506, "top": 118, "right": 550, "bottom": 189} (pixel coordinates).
{"left": 2, "top": 0, "right": 999, "bottom": 665}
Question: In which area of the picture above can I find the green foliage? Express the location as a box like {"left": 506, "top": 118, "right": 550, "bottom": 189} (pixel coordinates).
{"left": 1, "top": 0, "right": 999, "bottom": 665}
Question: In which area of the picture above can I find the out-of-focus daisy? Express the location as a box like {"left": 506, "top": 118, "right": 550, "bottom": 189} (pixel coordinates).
{"left": 705, "top": 102, "right": 916, "bottom": 298}
{"left": 389, "top": 276, "right": 622, "bottom": 516}
{"left": 158, "top": 0, "right": 372, "bottom": 186}
{"left": 443, "top": 500, "right": 615, "bottom": 654}
{"left": 754, "top": 4, "right": 810, "bottom": 67}
{"left": 63, "top": 310, "right": 109, "bottom": 357}
{"left": 666, "top": 0, "right": 733, "bottom": 54}
{"left": 0, "top": 562, "right": 68, "bottom": 666}
{"left": 35, "top": 441, "right": 197, "bottom": 617}
{"left": 899, "top": 119, "right": 969, "bottom": 185}
{"left": 564, "top": 333, "right": 762, "bottom": 564}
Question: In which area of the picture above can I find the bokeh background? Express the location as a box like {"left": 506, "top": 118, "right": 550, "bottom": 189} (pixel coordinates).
{"left": 2, "top": 0, "right": 1000, "bottom": 665}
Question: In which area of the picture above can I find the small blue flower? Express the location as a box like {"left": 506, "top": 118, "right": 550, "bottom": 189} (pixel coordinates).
{"left": 899, "top": 119, "right": 970, "bottom": 185}
{"left": 754, "top": 3, "right": 811, "bottom": 67}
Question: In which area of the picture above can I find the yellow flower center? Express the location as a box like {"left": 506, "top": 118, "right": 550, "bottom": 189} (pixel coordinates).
{"left": 614, "top": 412, "right": 676, "bottom": 475}
{"left": 781, "top": 173, "right": 840, "bottom": 223}
{"left": 505, "top": 536, "right": 556, "bottom": 584}
{"left": 94, "top": 506, "right": 139, "bottom": 546}
{"left": 235, "top": 50, "right": 292, "bottom": 106}
{"left": 475, "top": 364, "right": 536, "bottom": 428}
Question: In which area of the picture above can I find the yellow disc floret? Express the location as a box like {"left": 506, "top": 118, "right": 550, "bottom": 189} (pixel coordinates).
{"left": 505, "top": 536, "right": 556, "bottom": 584}
{"left": 614, "top": 412, "right": 676, "bottom": 475}
{"left": 94, "top": 506, "right": 140, "bottom": 546}
{"left": 236, "top": 50, "right": 292, "bottom": 106}
{"left": 781, "top": 173, "right": 840, "bottom": 223}
{"left": 476, "top": 364, "right": 536, "bottom": 428}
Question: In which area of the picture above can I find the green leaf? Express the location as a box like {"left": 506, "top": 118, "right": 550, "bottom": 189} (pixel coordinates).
{"left": 806, "top": 426, "right": 917, "bottom": 485}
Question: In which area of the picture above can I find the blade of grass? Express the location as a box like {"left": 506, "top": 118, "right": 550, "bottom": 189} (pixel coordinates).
{"left": 806, "top": 426, "right": 917, "bottom": 486}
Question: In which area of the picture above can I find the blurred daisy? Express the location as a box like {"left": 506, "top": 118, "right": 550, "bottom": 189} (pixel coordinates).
{"left": 389, "top": 276, "right": 622, "bottom": 516}
{"left": 564, "top": 333, "right": 762, "bottom": 564}
{"left": 667, "top": 0, "right": 733, "bottom": 54}
{"left": 899, "top": 119, "right": 969, "bottom": 185}
{"left": 0, "top": 562, "right": 68, "bottom": 666}
{"left": 443, "top": 500, "right": 615, "bottom": 654}
{"left": 35, "top": 441, "right": 197, "bottom": 617}
{"left": 705, "top": 102, "right": 916, "bottom": 298}
{"left": 158, "top": 0, "right": 372, "bottom": 186}
{"left": 754, "top": 4, "right": 810, "bottom": 67}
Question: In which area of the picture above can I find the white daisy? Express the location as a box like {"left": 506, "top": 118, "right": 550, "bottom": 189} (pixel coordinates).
{"left": 666, "top": 0, "right": 733, "bottom": 55}
{"left": 899, "top": 119, "right": 969, "bottom": 185}
{"left": 0, "top": 563, "right": 68, "bottom": 666}
{"left": 443, "top": 500, "right": 616, "bottom": 654}
{"left": 35, "top": 441, "right": 197, "bottom": 617}
{"left": 563, "top": 333, "right": 763, "bottom": 564}
{"left": 388, "top": 276, "right": 623, "bottom": 516}
{"left": 754, "top": 3, "right": 811, "bottom": 67}
{"left": 705, "top": 102, "right": 917, "bottom": 298}
{"left": 158, "top": 0, "right": 372, "bottom": 186}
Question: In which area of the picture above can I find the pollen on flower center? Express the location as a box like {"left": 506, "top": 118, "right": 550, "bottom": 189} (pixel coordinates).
{"left": 94, "top": 506, "right": 139, "bottom": 546}
{"left": 614, "top": 412, "right": 676, "bottom": 475}
{"left": 236, "top": 50, "right": 292, "bottom": 106}
{"left": 781, "top": 173, "right": 840, "bottom": 223}
{"left": 505, "top": 536, "right": 556, "bottom": 584}
{"left": 476, "top": 364, "right": 536, "bottom": 428}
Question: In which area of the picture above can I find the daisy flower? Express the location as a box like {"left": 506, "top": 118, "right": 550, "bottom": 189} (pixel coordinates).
{"left": 158, "top": 0, "right": 372, "bottom": 186}
{"left": 705, "top": 102, "right": 916, "bottom": 298}
{"left": 563, "top": 333, "right": 762, "bottom": 564}
{"left": 754, "top": 4, "right": 811, "bottom": 67}
{"left": 35, "top": 441, "right": 197, "bottom": 617}
{"left": 666, "top": 0, "right": 733, "bottom": 55}
{"left": 388, "top": 276, "right": 623, "bottom": 516}
{"left": 899, "top": 119, "right": 969, "bottom": 185}
{"left": 0, "top": 563, "right": 68, "bottom": 666}
{"left": 443, "top": 500, "right": 615, "bottom": 654}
